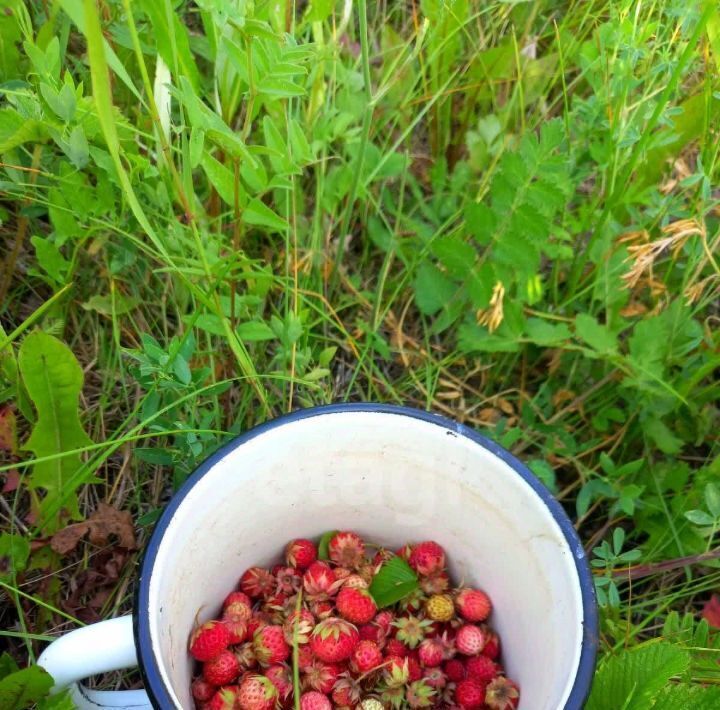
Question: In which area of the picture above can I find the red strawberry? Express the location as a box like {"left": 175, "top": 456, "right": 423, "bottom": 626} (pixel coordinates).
{"left": 225, "top": 600, "right": 252, "bottom": 622}
{"left": 237, "top": 674, "right": 278, "bottom": 710}
{"left": 274, "top": 566, "right": 302, "bottom": 594}
{"left": 408, "top": 541, "right": 446, "bottom": 576}
{"left": 336, "top": 587, "right": 377, "bottom": 624}
{"left": 297, "top": 644, "right": 315, "bottom": 671}
{"left": 253, "top": 625, "right": 290, "bottom": 665}
{"left": 247, "top": 614, "right": 268, "bottom": 638}
{"left": 240, "top": 567, "right": 276, "bottom": 599}
{"left": 351, "top": 640, "right": 383, "bottom": 673}
{"left": 191, "top": 677, "right": 216, "bottom": 702}
{"left": 190, "top": 621, "right": 231, "bottom": 662}
{"left": 235, "top": 642, "right": 257, "bottom": 669}
{"left": 418, "top": 637, "right": 444, "bottom": 668}
{"left": 423, "top": 666, "right": 447, "bottom": 689}
{"left": 485, "top": 677, "right": 520, "bottom": 709}
{"left": 302, "top": 659, "right": 341, "bottom": 693}
{"left": 310, "top": 599, "right": 335, "bottom": 619}
{"left": 223, "top": 591, "right": 253, "bottom": 609}
{"left": 455, "top": 588, "right": 492, "bottom": 622}
{"left": 203, "top": 650, "right": 241, "bottom": 686}
{"left": 419, "top": 571, "right": 450, "bottom": 595}
{"left": 310, "top": 618, "right": 359, "bottom": 663}
{"left": 396, "top": 544, "right": 413, "bottom": 561}
{"left": 207, "top": 685, "right": 239, "bottom": 710}
{"left": 456, "top": 625, "right": 486, "bottom": 656}
{"left": 332, "top": 672, "right": 362, "bottom": 706}
{"left": 482, "top": 629, "right": 500, "bottom": 660}
{"left": 455, "top": 678, "right": 486, "bottom": 708}
{"left": 384, "top": 638, "right": 409, "bottom": 658}
{"left": 264, "top": 665, "right": 292, "bottom": 701}
{"left": 286, "top": 539, "right": 318, "bottom": 570}
{"left": 383, "top": 655, "right": 410, "bottom": 686}
{"left": 328, "top": 531, "right": 366, "bottom": 569}
{"left": 407, "top": 654, "right": 423, "bottom": 682}
{"left": 303, "top": 562, "right": 336, "bottom": 598}
{"left": 223, "top": 617, "right": 248, "bottom": 645}
{"left": 358, "top": 623, "right": 381, "bottom": 643}
{"left": 466, "top": 655, "right": 498, "bottom": 683}
{"left": 283, "top": 608, "right": 315, "bottom": 644}
{"left": 375, "top": 610, "right": 394, "bottom": 634}
{"left": 444, "top": 658, "right": 466, "bottom": 683}
{"left": 300, "top": 691, "right": 332, "bottom": 710}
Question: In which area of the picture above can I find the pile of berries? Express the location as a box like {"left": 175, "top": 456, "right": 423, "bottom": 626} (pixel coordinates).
{"left": 188, "top": 532, "right": 520, "bottom": 709}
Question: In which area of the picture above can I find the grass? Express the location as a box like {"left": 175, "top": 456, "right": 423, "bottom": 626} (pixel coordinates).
{"left": 0, "top": 0, "right": 719, "bottom": 705}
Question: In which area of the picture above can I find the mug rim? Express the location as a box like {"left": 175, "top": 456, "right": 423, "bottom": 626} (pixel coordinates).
{"left": 134, "top": 403, "right": 598, "bottom": 709}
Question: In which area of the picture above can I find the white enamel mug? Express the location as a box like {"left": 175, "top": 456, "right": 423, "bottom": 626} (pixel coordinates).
{"left": 39, "top": 404, "right": 597, "bottom": 709}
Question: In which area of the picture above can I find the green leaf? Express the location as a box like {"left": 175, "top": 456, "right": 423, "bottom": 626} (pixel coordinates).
{"left": 37, "top": 690, "right": 76, "bottom": 710}
{"left": 525, "top": 318, "right": 571, "bottom": 346}
{"left": 413, "top": 263, "right": 456, "bottom": 316}
{"left": 237, "top": 322, "right": 276, "bottom": 342}
{"left": 0, "top": 665, "right": 54, "bottom": 710}
{"left": 653, "top": 683, "right": 720, "bottom": 710}
{"left": 317, "top": 530, "right": 338, "bottom": 561}
{"left": 0, "top": 533, "right": 30, "bottom": 582}
{"left": 0, "top": 654, "right": 19, "bottom": 682}
{"left": 431, "top": 237, "right": 476, "bottom": 279}
{"left": 244, "top": 198, "right": 288, "bottom": 232}
{"left": 0, "top": 109, "right": 46, "bottom": 152}
{"left": 368, "top": 556, "right": 419, "bottom": 608}
{"left": 575, "top": 314, "right": 617, "bottom": 354}
{"left": 457, "top": 323, "right": 520, "bottom": 353}
{"left": 642, "top": 417, "right": 683, "bottom": 455}
{"left": 81, "top": 294, "right": 140, "bottom": 316}
{"left": 31, "top": 237, "right": 69, "bottom": 284}
{"left": 201, "top": 153, "right": 240, "bottom": 207}
{"left": 685, "top": 510, "right": 715, "bottom": 526}
{"left": 705, "top": 484, "right": 720, "bottom": 519}
{"left": 18, "top": 332, "right": 94, "bottom": 530}
{"left": 585, "top": 641, "right": 690, "bottom": 710}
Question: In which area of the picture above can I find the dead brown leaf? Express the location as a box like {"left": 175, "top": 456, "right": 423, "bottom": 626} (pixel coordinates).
{"left": 2, "top": 469, "right": 20, "bottom": 493}
{"left": 51, "top": 503, "right": 137, "bottom": 555}
{"left": 0, "top": 406, "right": 17, "bottom": 454}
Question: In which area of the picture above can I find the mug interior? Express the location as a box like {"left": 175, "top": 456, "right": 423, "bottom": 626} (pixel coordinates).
{"left": 137, "top": 407, "right": 595, "bottom": 709}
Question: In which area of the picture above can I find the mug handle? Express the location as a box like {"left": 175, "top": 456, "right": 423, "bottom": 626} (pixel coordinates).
{"left": 37, "top": 615, "right": 152, "bottom": 709}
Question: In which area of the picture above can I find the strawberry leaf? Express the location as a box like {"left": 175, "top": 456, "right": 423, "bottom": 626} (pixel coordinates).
{"left": 369, "top": 556, "right": 419, "bottom": 608}
{"left": 317, "top": 530, "right": 338, "bottom": 560}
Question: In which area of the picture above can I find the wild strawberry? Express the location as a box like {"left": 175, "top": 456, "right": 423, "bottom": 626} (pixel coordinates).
{"left": 247, "top": 615, "right": 268, "bottom": 638}
{"left": 234, "top": 642, "right": 257, "bottom": 669}
{"left": 445, "top": 658, "right": 466, "bottom": 682}
{"left": 456, "top": 625, "right": 486, "bottom": 656}
{"left": 383, "top": 656, "right": 410, "bottom": 687}
{"left": 297, "top": 644, "right": 315, "bottom": 670}
{"left": 351, "top": 640, "right": 383, "bottom": 673}
{"left": 381, "top": 685, "right": 405, "bottom": 706}
{"left": 190, "top": 621, "right": 231, "bottom": 662}
{"left": 485, "top": 677, "right": 519, "bottom": 709}
{"left": 328, "top": 531, "right": 366, "bottom": 569}
{"left": 399, "top": 588, "right": 427, "bottom": 613}
{"left": 191, "top": 677, "right": 216, "bottom": 702}
{"left": 455, "top": 588, "right": 492, "bottom": 622}
{"left": 207, "top": 685, "right": 240, "bottom": 710}
{"left": 223, "top": 617, "right": 248, "bottom": 645}
{"left": 423, "top": 666, "right": 447, "bottom": 689}
{"left": 225, "top": 600, "right": 253, "bottom": 622}
{"left": 406, "top": 679, "right": 436, "bottom": 708}
{"left": 274, "top": 566, "right": 302, "bottom": 594}
{"left": 303, "top": 562, "right": 336, "bottom": 598}
{"left": 302, "top": 659, "right": 341, "bottom": 693}
{"left": 340, "top": 573, "right": 369, "bottom": 589}
{"left": 283, "top": 607, "right": 315, "bottom": 644}
{"left": 264, "top": 665, "right": 292, "bottom": 701}
{"left": 466, "top": 655, "right": 498, "bottom": 683}
{"left": 418, "top": 637, "right": 444, "bottom": 667}
{"left": 237, "top": 674, "right": 278, "bottom": 710}
{"left": 482, "top": 628, "right": 500, "bottom": 660}
{"left": 437, "top": 630, "right": 457, "bottom": 660}
{"left": 396, "top": 544, "right": 413, "bottom": 561}
{"left": 407, "top": 654, "right": 423, "bottom": 681}
{"left": 240, "top": 567, "right": 276, "bottom": 599}
{"left": 224, "top": 591, "right": 253, "bottom": 609}
{"left": 310, "top": 617, "right": 359, "bottom": 663}
{"left": 373, "top": 548, "right": 394, "bottom": 566}
{"left": 374, "top": 610, "right": 394, "bottom": 634}
{"left": 253, "top": 625, "right": 290, "bottom": 665}
{"left": 332, "top": 672, "right": 363, "bottom": 706}
{"left": 310, "top": 599, "right": 335, "bottom": 619}
{"left": 409, "top": 541, "right": 445, "bottom": 576}
{"left": 392, "top": 615, "right": 433, "bottom": 649}
{"left": 203, "top": 650, "right": 241, "bottom": 686}
{"left": 359, "top": 623, "right": 382, "bottom": 644}
{"left": 419, "top": 571, "right": 450, "bottom": 595}
{"left": 285, "top": 538, "right": 318, "bottom": 569}
{"left": 455, "top": 678, "right": 486, "bottom": 708}
{"left": 426, "top": 594, "right": 455, "bottom": 622}
{"left": 384, "top": 638, "right": 409, "bottom": 657}
{"left": 300, "top": 691, "right": 332, "bottom": 710}
{"left": 336, "top": 587, "right": 377, "bottom": 624}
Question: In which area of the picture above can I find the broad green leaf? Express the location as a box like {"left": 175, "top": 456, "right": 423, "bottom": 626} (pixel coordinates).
{"left": 307, "top": 0, "right": 335, "bottom": 22}
{"left": 413, "top": 263, "right": 456, "bottom": 316}
{"left": 575, "top": 314, "right": 617, "bottom": 354}
{"left": 652, "top": 683, "right": 720, "bottom": 710}
{"left": 0, "top": 665, "right": 54, "bottom": 710}
{"left": 431, "top": 237, "right": 476, "bottom": 279}
{"left": 457, "top": 323, "right": 520, "bottom": 353}
{"left": 237, "top": 322, "right": 276, "bottom": 341}
{"left": 0, "top": 533, "right": 30, "bottom": 581}
{"left": 642, "top": 417, "right": 683, "bottom": 455}
{"left": 244, "top": 198, "right": 288, "bottom": 232}
{"left": 525, "top": 318, "right": 571, "bottom": 346}
{"left": 31, "top": 237, "right": 69, "bottom": 284}
{"left": 685, "top": 510, "right": 715, "bottom": 526}
{"left": 37, "top": 690, "right": 76, "bottom": 709}
{"left": 201, "top": 153, "right": 240, "bottom": 207}
{"left": 317, "top": 530, "right": 338, "bottom": 560}
{"left": 705, "top": 484, "right": 720, "bottom": 519}
{"left": 18, "top": 332, "right": 94, "bottom": 529}
{"left": 0, "top": 109, "right": 45, "bottom": 152}
{"left": 368, "top": 556, "right": 419, "bottom": 608}
{"left": 0, "top": 653, "right": 19, "bottom": 682}
{"left": 81, "top": 294, "right": 141, "bottom": 316}
{"left": 585, "top": 641, "right": 690, "bottom": 710}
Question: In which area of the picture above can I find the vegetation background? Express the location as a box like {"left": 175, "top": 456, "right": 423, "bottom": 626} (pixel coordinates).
{"left": 0, "top": 0, "right": 719, "bottom": 706}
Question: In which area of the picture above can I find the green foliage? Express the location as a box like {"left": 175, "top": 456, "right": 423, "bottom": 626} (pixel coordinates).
{"left": 0, "top": 661, "right": 53, "bottom": 710}
{"left": 18, "top": 332, "right": 94, "bottom": 531}
{"left": 368, "top": 557, "right": 419, "bottom": 609}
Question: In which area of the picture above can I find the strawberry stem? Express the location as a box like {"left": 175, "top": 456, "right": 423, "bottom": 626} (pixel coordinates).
{"left": 292, "top": 590, "right": 302, "bottom": 710}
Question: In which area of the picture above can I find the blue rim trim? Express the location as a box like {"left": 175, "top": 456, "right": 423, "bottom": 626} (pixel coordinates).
{"left": 135, "top": 403, "right": 597, "bottom": 709}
